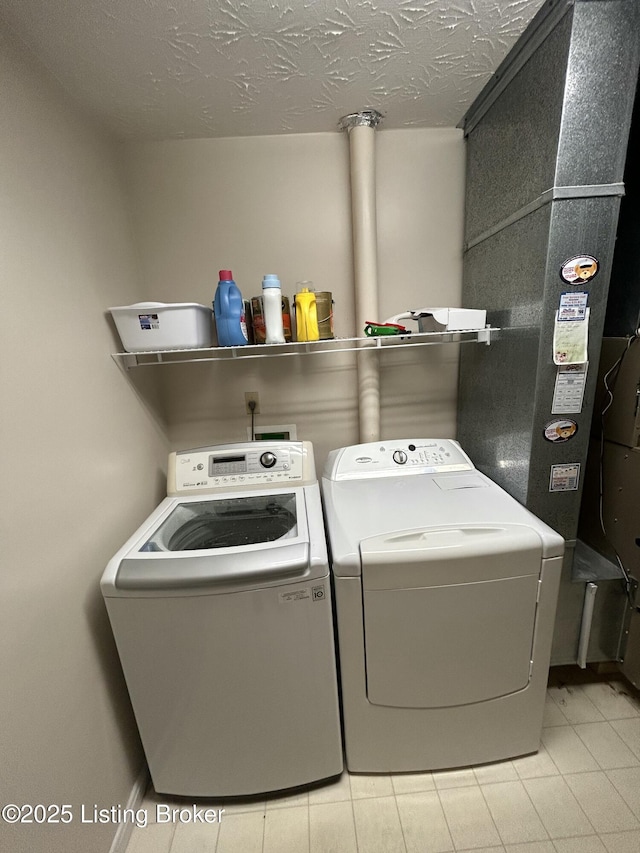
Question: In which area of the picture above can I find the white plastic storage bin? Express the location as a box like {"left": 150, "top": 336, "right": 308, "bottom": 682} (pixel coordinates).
{"left": 109, "top": 303, "right": 213, "bottom": 352}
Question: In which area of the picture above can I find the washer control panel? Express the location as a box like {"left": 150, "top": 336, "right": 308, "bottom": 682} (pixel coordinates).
{"left": 168, "top": 441, "right": 310, "bottom": 495}
{"left": 324, "top": 439, "right": 475, "bottom": 481}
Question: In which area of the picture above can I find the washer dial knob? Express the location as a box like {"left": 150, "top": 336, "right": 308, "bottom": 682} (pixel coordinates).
{"left": 392, "top": 450, "right": 408, "bottom": 465}
{"left": 260, "top": 452, "right": 277, "bottom": 469}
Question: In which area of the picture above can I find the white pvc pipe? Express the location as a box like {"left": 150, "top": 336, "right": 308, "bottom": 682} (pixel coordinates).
{"left": 343, "top": 115, "right": 381, "bottom": 443}
{"left": 577, "top": 582, "right": 598, "bottom": 669}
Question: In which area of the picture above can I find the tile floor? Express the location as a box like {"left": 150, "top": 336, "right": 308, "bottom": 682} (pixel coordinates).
{"left": 126, "top": 668, "right": 640, "bottom": 853}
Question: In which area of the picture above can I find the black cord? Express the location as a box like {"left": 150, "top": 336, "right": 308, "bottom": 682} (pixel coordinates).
{"left": 248, "top": 399, "right": 256, "bottom": 440}
{"left": 598, "top": 333, "right": 639, "bottom": 609}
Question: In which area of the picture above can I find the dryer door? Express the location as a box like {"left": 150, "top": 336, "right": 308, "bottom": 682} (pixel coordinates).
{"left": 360, "top": 524, "right": 543, "bottom": 708}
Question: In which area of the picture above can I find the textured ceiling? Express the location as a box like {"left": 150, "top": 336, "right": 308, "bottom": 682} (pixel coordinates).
{"left": 0, "top": 0, "right": 546, "bottom": 140}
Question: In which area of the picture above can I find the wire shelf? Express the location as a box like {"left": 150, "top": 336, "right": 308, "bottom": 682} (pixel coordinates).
{"left": 111, "top": 327, "right": 499, "bottom": 369}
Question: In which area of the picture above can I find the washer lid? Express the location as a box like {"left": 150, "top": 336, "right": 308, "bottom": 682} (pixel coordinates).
{"left": 143, "top": 493, "right": 298, "bottom": 552}
{"left": 114, "top": 491, "right": 311, "bottom": 590}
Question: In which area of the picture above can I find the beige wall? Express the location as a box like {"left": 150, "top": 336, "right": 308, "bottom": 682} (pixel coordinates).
{"left": 121, "top": 128, "right": 466, "bottom": 466}
{"left": 0, "top": 24, "right": 466, "bottom": 851}
{"left": 0, "top": 31, "right": 168, "bottom": 853}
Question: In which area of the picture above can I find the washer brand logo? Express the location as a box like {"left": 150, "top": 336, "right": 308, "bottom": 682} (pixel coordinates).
{"left": 312, "top": 586, "right": 326, "bottom": 601}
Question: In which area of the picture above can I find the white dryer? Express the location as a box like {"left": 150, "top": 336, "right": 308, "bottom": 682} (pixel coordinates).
{"left": 102, "top": 441, "right": 343, "bottom": 797}
{"left": 321, "top": 439, "right": 564, "bottom": 773}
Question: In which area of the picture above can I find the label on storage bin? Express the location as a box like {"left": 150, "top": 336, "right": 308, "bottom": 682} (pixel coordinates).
{"left": 138, "top": 313, "right": 159, "bottom": 330}
{"left": 279, "top": 588, "right": 310, "bottom": 604}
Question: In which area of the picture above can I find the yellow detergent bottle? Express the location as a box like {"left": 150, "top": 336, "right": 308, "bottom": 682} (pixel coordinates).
{"left": 295, "top": 284, "right": 319, "bottom": 342}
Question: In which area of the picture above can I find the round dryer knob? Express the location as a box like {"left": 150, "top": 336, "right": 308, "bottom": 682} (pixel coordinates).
{"left": 260, "top": 452, "right": 277, "bottom": 469}
{"left": 392, "top": 450, "right": 407, "bottom": 465}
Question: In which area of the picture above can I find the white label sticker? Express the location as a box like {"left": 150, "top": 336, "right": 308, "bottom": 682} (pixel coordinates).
{"left": 552, "top": 363, "right": 588, "bottom": 414}
{"left": 558, "top": 292, "right": 588, "bottom": 322}
{"left": 549, "top": 463, "right": 580, "bottom": 492}
{"left": 279, "top": 588, "right": 310, "bottom": 604}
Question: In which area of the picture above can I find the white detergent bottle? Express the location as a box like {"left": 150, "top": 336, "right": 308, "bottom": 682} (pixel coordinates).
{"left": 262, "top": 275, "right": 285, "bottom": 344}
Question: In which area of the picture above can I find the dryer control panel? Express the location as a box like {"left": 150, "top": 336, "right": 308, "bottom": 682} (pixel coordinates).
{"left": 167, "top": 441, "right": 315, "bottom": 495}
{"left": 324, "top": 439, "right": 475, "bottom": 481}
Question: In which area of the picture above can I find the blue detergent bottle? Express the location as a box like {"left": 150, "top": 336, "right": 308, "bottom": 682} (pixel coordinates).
{"left": 213, "top": 270, "right": 249, "bottom": 346}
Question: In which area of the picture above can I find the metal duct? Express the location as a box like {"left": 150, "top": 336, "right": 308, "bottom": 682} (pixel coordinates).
{"left": 340, "top": 110, "right": 383, "bottom": 443}
{"left": 457, "top": 0, "right": 640, "bottom": 665}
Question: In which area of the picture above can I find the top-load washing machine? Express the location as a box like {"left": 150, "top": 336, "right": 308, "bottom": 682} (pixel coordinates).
{"left": 321, "top": 438, "right": 564, "bottom": 773}
{"left": 102, "top": 441, "right": 343, "bottom": 797}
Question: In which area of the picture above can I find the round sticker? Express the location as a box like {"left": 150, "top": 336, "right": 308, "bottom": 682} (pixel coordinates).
{"left": 544, "top": 419, "right": 578, "bottom": 443}
{"left": 560, "top": 255, "right": 599, "bottom": 284}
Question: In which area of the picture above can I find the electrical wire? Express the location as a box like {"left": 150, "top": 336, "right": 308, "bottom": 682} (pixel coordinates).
{"left": 598, "top": 332, "right": 639, "bottom": 609}
{"left": 248, "top": 399, "right": 256, "bottom": 440}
